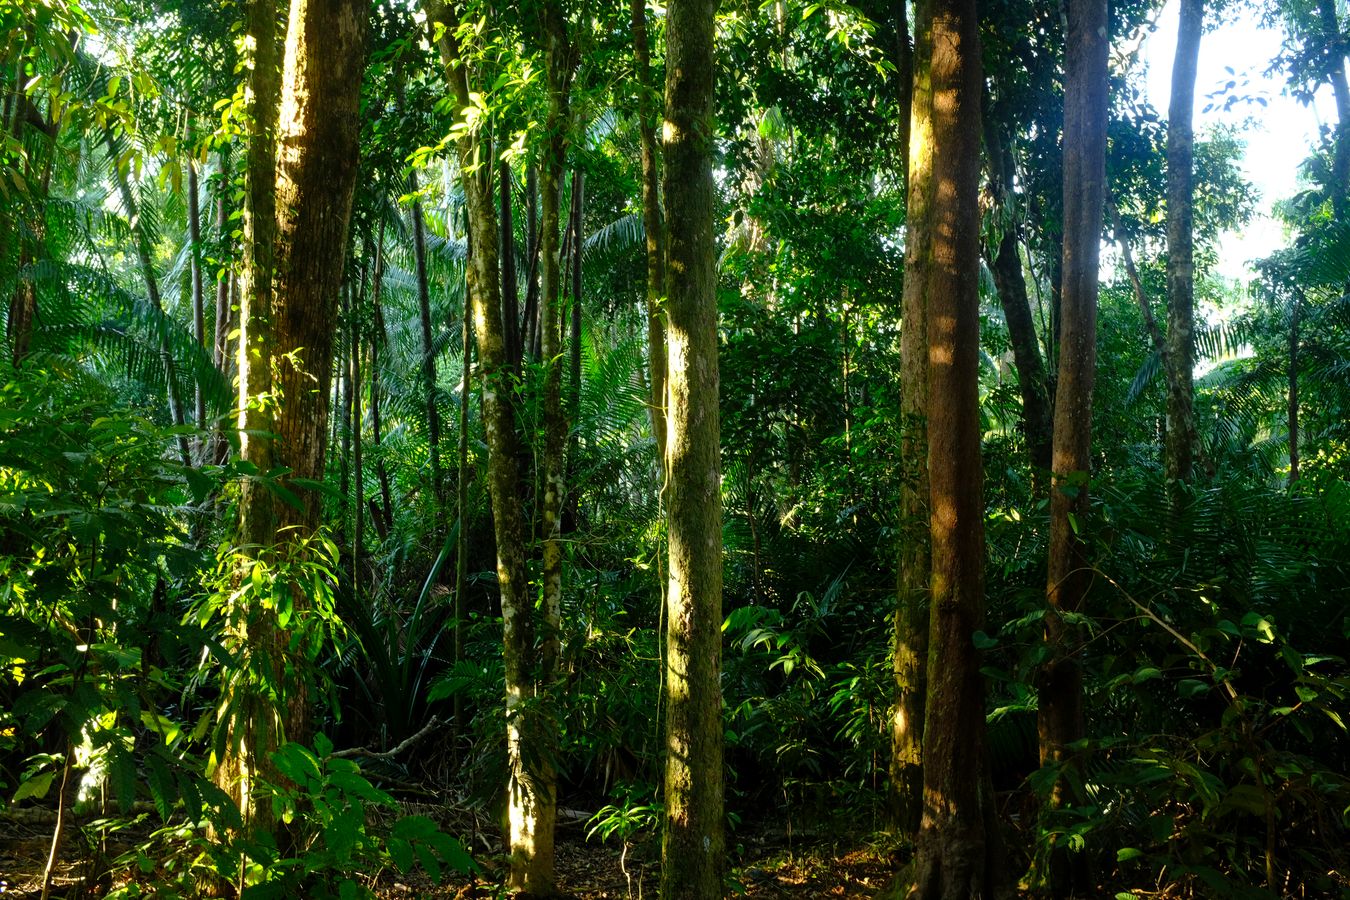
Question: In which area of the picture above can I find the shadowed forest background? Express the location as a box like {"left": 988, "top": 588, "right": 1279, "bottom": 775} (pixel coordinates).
{"left": 2, "top": 0, "right": 1349, "bottom": 897}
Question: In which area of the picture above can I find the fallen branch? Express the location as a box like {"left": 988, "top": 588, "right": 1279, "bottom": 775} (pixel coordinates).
{"left": 331, "top": 715, "right": 443, "bottom": 760}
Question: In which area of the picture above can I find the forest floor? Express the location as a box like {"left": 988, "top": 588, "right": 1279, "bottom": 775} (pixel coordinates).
{"left": 0, "top": 803, "right": 901, "bottom": 899}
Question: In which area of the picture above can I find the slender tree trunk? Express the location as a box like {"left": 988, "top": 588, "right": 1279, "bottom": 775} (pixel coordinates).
{"left": 891, "top": 0, "right": 931, "bottom": 835}
{"left": 109, "top": 138, "right": 193, "bottom": 467}
{"left": 523, "top": 167, "right": 541, "bottom": 362}
{"left": 1164, "top": 0, "right": 1203, "bottom": 485}
{"left": 1288, "top": 291, "right": 1300, "bottom": 488}
{"left": 983, "top": 120, "right": 1052, "bottom": 487}
{"left": 210, "top": 149, "right": 233, "bottom": 466}
{"left": 423, "top": 2, "right": 547, "bottom": 891}
{"left": 352, "top": 271, "right": 365, "bottom": 585}
{"left": 1037, "top": 0, "right": 1108, "bottom": 895}
{"left": 501, "top": 160, "right": 521, "bottom": 371}
{"left": 339, "top": 282, "right": 354, "bottom": 544}
{"left": 454, "top": 257, "right": 472, "bottom": 732}
{"left": 410, "top": 169, "right": 446, "bottom": 509}
{"left": 368, "top": 224, "right": 395, "bottom": 535}
{"left": 905, "top": 2, "right": 1003, "bottom": 897}
{"left": 188, "top": 153, "right": 208, "bottom": 446}
{"left": 1315, "top": 0, "right": 1350, "bottom": 217}
{"left": 220, "top": 0, "right": 282, "bottom": 826}
{"left": 569, "top": 170, "right": 583, "bottom": 422}
{"left": 660, "top": 0, "right": 724, "bottom": 894}
{"left": 631, "top": 0, "right": 669, "bottom": 467}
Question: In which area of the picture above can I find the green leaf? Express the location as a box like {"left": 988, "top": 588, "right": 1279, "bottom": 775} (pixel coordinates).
{"left": 972, "top": 630, "right": 998, "bottom": 650}
{"left": 13, "top": 770, "right": 55, "bottom": 802}
{"left": 387, "top": 836, "right": 414, "bottom": 873}
{"left": 1178, "top": 678, "right": 1209, "bottom": 698}
{"left": 1116, "top": 847, "right": 1145, "bottom": 863}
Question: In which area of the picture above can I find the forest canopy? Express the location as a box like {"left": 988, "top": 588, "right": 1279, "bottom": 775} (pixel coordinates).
{"left": 2, "top": 0, "right": 1349, "bottom": 897}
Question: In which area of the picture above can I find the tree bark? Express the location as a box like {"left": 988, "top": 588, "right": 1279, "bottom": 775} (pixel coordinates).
{"left": 368, "top": 224, "right": 395, "bottom": 536}
{"left": 660, "top": 0, "right": 724, "bottom": 894}
{"left": 631, "top": 0, "right": 669, "bottom": 469}
{"left": 1164, "top": 0, "right": 1203, "bottom": 485}
{"left": 904, "top": 1, "right": 1003, "bottom": 897}
{"left": 1037, "top": 0, "right": 1109, "bottom": 894}
{"left": 422, "top": 1, "right": 548, "bottom": 891}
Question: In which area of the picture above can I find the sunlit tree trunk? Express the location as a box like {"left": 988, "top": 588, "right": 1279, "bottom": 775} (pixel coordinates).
{"left": 1037, "top": 0, "right": 1108, "bottom": 894}
{"left": 220, "top": 0, "right": 282, "bottom": 824}
{"left": 1165, "top": 0, "right": 1202, "bottom": 485}
{"left": 423, "top": 1, "right": 548, "bottom": 891}
{"left": 631, "top": 0, "right": 668, "bottom": 468}
{"left": 660, "top": 0, "right": 724, "bottom": 894}
{"left": 1288, "top": 290, "right": 1301, "bottom": 488}
{"left": 188, "top": 154, "right": 208, "bottom": 450}
{"left": 890, "top": 0, "right": 931, "bottom": 835}
{"left": 904, "top": 1, "right": 1004, "bottom": 897}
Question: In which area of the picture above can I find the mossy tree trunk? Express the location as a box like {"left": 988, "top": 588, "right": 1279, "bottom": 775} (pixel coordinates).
{"left": 1164, "top": 0, "right": 1203, "bottom": 485}
{"left": 423, "top": 1, "right": 553, "bottom": 892}
{"left": 660, "top": 0, "right": 724, "bottom": 894}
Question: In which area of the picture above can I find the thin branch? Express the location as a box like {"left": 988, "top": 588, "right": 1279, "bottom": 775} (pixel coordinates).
{"left": 331, "top": 715, "right": 442, "bottom": 760}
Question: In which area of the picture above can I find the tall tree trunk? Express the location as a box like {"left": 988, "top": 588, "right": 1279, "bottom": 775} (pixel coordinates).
{"left": 1164, "top": 0, "right": 1203, "bottom": 485}
{"left": 339, "top": 282, "right": 354, "bottom": 545}
{"left": 501, "top": 160, "right": 521, "bottom": 370}
{"left": 523, "top": 167, "right": 541, "bottom": 362}
{"left": 890, "top": 0, "right": 931, "bottom": 836}
{"left": 410, "top": 169, "right": 446, "bottom": 510}
{"left": 1037, "top": 0, "right": 1108, "bottom": 894}
{"left": 188, "top": 152, "right": 208, "bottom": 449}
{"left": 109, "top": 138, "right": 193, "bottom": 467}
{"left": 1288, "top": 290, "right": 1301, "bottom": 488}
{"left": 454, "top": 257, "right": 473, "bottom": 732}
{"left": 352, "top": 271, "right": 365, "bottom": 585}
{"left": 569, "top": 169, "right": 583, "bottom": 422}
{"left": 423, "top": 1, "right": 546, "bottom": 891}
{"left": 631, "top": 0, "right": 669, "bottom": 468}
{"left": 905, "top": 1, "right": 1003, "bottom": 897}
{"left": 983, "top": 119, "right": 1052, "bottom": 487}
{"left": 258, "top": 0, "right": 369, "bottom": 766}
{"left": 1315, "top": 0, "right": 1350, "bottom": 217}
{"left": 221, "top": 0, "right": 283, "bottom": 825}
{"left": 660, "top": 0, "right": 724, "bottom": 894}
{"left": 210, "top": 148, "right": 234, "bottom": 466}
{"left": 368, "top": 224, "right": 395, "bottom": 536}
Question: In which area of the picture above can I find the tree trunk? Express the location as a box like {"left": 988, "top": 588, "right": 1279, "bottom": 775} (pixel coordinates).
{"left": 368, "top": 224, "right": 395, "bottom": 536}
{"left": 890, "top": 0, "right": 931, "bottom": 835}
{"left": 983, "top": 120, "right": 1052, "bottom": 487}
{"left": 423, "top": 1, "right": 548, "bottom": 891}
{"left": 501, "top": 160, "right": 521, "bottom": 370}
{"left": 260, "top": 0, "right": 369, "bottom": 765}
{"left": 631, "top": 0, "right": 669, "bottom": 468}
{"left": 109, "top": 136, "right": 193, "bottom": 467}
{"left": 410, "top": 169, "right": 446, "bottom": 510}
{"left": 220, "top": 0, "right": 283, "bottom": 825}
{"left": 1288, "top": 290, "right": 1300, "bottom": 488}
{"left": 454, "top": 253, "right": 473, "bottom": 733}
{"left": 1315, "top": 0, "right": 1350, "bottom": 217}
{"left": 660, "top": 0, "right": 724, "bottom": 894}
{"left": 210, "top": 149, "right": 234, "bottom": 466}
{"left": 1164, "top": 0, "right": 1203, "bottom": 485}
{"left": 188, "top": 152, "right": 208, "bottom": 451}
{"left": 1037, "top": 0, "right": 1109, "bottom": 894}
{"left": 352, "top": 271, "right": 365, "bottom": 586}
{"left": 905, "top": 1, "right": 1003, "bottom": 897}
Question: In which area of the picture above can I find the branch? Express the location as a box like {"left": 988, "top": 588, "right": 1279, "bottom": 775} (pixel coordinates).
{"left": 331, "top": 715, "right": 443, "bottom": 760}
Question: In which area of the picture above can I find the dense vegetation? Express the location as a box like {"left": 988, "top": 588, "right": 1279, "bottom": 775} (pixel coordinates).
{"left": 2, "top": 0, "right": 1348, "bottom": 896}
